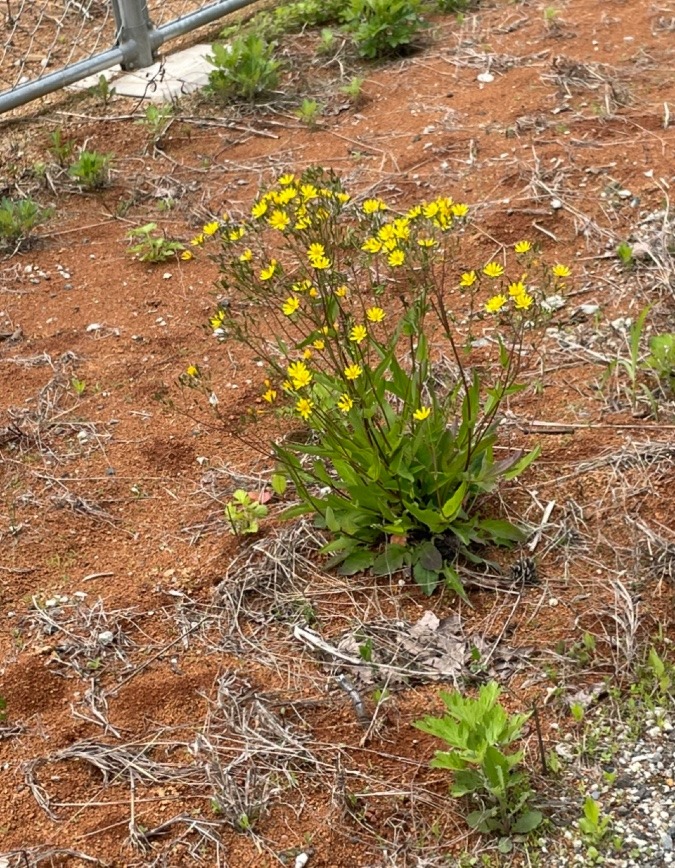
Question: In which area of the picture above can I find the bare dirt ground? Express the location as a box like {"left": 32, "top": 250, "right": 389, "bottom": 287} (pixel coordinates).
{"left": 1, "top": 0, "right": 675, "bottom": 865}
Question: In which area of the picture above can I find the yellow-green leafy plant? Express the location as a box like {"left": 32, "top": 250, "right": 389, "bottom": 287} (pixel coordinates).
{"left": 195, "top": 169, "right": 567, "bottom": 595}
{"left": 206, "top": 34, "right": 281, "bottom": 102}
{"left": 126, "top": 222, "right": 185, "bottom": 263}
{"left": 414, "top": 683, "right": 542, "bottom": 838}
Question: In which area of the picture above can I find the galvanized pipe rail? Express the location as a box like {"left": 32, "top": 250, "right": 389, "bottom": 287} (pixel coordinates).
{"left": 0, "top": 0, "right": 259, "bottom": 115}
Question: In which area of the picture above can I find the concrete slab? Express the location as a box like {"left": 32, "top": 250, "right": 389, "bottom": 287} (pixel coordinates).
{"left": 70, "top": 43, "right": 212, "bottom": 103}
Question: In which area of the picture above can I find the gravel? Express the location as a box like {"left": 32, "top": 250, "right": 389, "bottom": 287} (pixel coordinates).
{"left": 548, "top": 709, "right": 675, "bottom": 866}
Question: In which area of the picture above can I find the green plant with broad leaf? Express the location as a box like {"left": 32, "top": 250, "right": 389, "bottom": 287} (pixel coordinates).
{"left": 68, "top": 150, "right": 112, "bottom": 190}
{"left": 192, "top": 169, "right": 567, "bottom": 595}
{"left": 415, "top": 683, "right": 543, "bottom": 839}
{"left": 342, "top": 0, "right": 426, "bottom": 59}
{"left": 644, "top": 332, "right": 675, "bottom": 396}
{"left": 126, "top": 222, "right": 185, "bottom": 263}
{"left": 0, "top": 197, "right": 53, "bottom": 249}
{"left": 206, "top": 35, "right": 281, "bottom": 102}
{"left": 578, "top": 796, "right": 611, "bottom": 844}
{"left": 225, "top": 489, "right": 268, "bottom": 535}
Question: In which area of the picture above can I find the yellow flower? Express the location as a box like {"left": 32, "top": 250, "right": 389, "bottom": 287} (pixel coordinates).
{"left": 336, "top": 192, "right": 351, "bottom": 204}
{"left": 180, "top": 250, "right": 194, "bottom": 261}
{"left": 417, "top": 238, "right": 437, "bottom": 248}
{"left": 311, "top": 255, "right": 331, "bottom": 270}
{"left": 203, "top": 221, "right": 219, "bottom": 236}
{"left": 483, "top": 262, "right": 505, "bottom": 278}
{"left": 335, "top": 285, "right": 348, "bottom": 298}
{"left": 392, "top": 218, "right": 411, "bottom": 240}
{"left": 262, "top": 388, "right": 277, "bottom": 403}
{"left": 282, "top": 379, "right": 293, "bottom": 392}
{"left": 508, "top": 281, "right": 527, "bottom": 297}
{"left": 423, "top": 201, "right": 439, "bottom": 219}
{"left": 366, "top": 307, "right": 385, "bottom": 323}
{"left": 186, "top": 364, "right": 200, "bottom": 377}
{"left": 229, "top": 226, "right": 246, "bottom": 241}
{"left": 277, "top": 186, "right": 297, "bottom": 205}
{"left": 282, "top": 296, "right": 300, "bottom": 316}
{"left": 337, "top": 394, "right": 353, "bottom": 413}
{"left": 459, "top": 271, "right": 477, "bottom": 288}
{"left": 210, "top": 309, "right": 226, "bottom": 329}
{"left": 552, "top": 263, "right": 571, "bottom": 278}
{"left": 451, "top": 203, "right": 469, "bottom": 218}
{"left": 363, "top": 198, "right": 387, "bottom": 214}
{"left": 362, "top": 237, "right": 383, "bottom": 254}
{"left": 485, "top": 294, "right": 508, "bottom": 313}
{"left": 287, "top": 361, "right": 312, "bottom": 390}
{"left": 292, "top": 279, "right": 313, "bottom": 293}
{"left": 413, "top": 406, "right": 431, "bottom": 421}
{"left": 350, "top": 324, "right": 368, "bottom": 344}
{"left": 278, "top": 173, "right": 295, "bottom": 185}
{"left": 406, "top": 205, "right": 422, "bottom": 219}
{"left": 251, "top": 200, "right": 268, "bottom": 219}
{"left": 344, "top": 364, "right": 363, "bottom": 381}
{"left": 296, "top": 397, "right": 314, "bottom": 420}
{"left": 309, "top": 287, "right": 319, "bottom": 298}
{"left": 388, "top": 249, "right": 406, "bottom": 267}
{"left": 190, "top": 234, "right": 205, "bottom": 246}
{"left": 268, "top": 209, "right": 290, "bottom": 231}
{"left": 239, "top": 248, "right": 253, "bottom": 262}
{"left": 303, "top": 348, "right": 313, "bottom": 360}
{"left": 307, "top": 242, "right": 325, "bottom": 260}
{"left": 514, "top": 240, "right": 532, "bottom": 254}
{"left": 301, "top": 184, "right": 319, "bottom": 200}
{"left": 513, "top": 291, "right": 534, "bottom": 310}
{"left": 260, "top": 260, "right": 278, "bottom": 281}
{"left": 313, "top": 339, "right": 325, "bottom": 350}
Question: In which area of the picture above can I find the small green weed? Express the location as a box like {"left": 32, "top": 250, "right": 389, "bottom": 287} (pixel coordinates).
{"left": 0, "top": 695, "right": 6, "bottom": 722}
{"left": 317, "top": 28, "right": 338, "bottom": 55}
{"left": 616, "top": 241, "right": 634, "bottom": 268}
{"left": 221, "top": 0, "right": 348, "bottom": 41}
{"left": 342, "top": 0, "right": 426, "bottom": 59}
{"left": 340, "top": 76, "right": 366, "bottom": 103}
{"left": 71, "top": 377, "right": 87, "bottom": 397}
{"left": 296, "top": 98, "right": 322, "bottom": 128}
{"left": 136, "top": 104, "right": 173, "bottom": 145}
{"left": 225, "top": 489, "right": 268, "bottom": 535}
{"left": 89, "top": 74, "right": 116, "bottom": 106}
{"left": 578, "top": 796, "right": 611, "bottom": 845}
{"left": 68, "top": 150, "right": 112, "bottom": 190}
{"left": 206, "top": 35, "right": 281, "bottom": 102}
{"left": 437, "top": 0, "right": 472, "bottom": 12}
{"left": 48, "top": 129, "right": 74, "bottom": 166}
{"left": 644, "top": 333, "right": 675, "bottom": 396}
{"left": 0, "top": 197, "right": 53, "bottom": 249}
{"left": 415, "top": 683, "right": 542, "bottom": 840}
{"left": 127, "top": 222, "right": 185, "bottom": 263}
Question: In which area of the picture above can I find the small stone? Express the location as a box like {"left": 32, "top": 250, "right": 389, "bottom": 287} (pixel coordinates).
{"left": 97, "top": 631, "right": 114, "bottom": 646}
{"left": 477, "top": 71, "right": 494, "bottom": 83}
{"left": 295, "top": 855, "right": 310, "bottom": 868}
{"left": 617, "top": 189, "right": 632, "bottom": 199}
{"left": 580, "top": 303, "right": 599, "bottom": 315}
{"left": 551, "top": 198, "right": 563, "bottom": 209}
{"left": 162, "top": 272, "right": 172, "bottom": 280}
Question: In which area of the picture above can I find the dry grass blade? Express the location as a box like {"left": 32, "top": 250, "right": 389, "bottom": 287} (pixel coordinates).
{"left": 0, "top": 848, "right": 106, "bottom": 867}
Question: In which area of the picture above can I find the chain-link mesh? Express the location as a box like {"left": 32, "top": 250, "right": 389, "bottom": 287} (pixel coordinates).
{"left": 0, "top": 0, "right": 118, "bottom": 93}
{"left": 0, "top": 0, "right": 241, "bottom": 107}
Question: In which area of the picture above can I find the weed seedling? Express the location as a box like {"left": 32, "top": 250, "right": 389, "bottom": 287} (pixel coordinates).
{"left": 48, "top": 129, "right": 74, "bottom": 165}
{"left": 616, "top": 241, "right": 634, "bottom": 269}
{"left": 136, "top": 104, "right": 174, "bottom": 146}
{"left": 340, "top": 76, "right": 366, "bottom": 103}
{"left": 89, "top": 74, "right": 116, "bottom": 106}
{"left": 126, "top": 222, "right": 185, "bottom": 263}
{"left": 415, "top": 683, "right": 543, "bottom": 840}
{"left": 0, "top": 197, "right": 53, "bottom": 249}
{"left": 71, "top": 377, "right": 87, "bottom": 396}
{"left": 225, "top": 489, "right": 268, "bottom": 535}
{"left": 342, "top": 0, "right": 426, "bottom": 59}
{"left": 69, "top": 150, "right": 112, "bottom": 190}
{"left": 296, "top": 98, "right": 322, "bottom": 128}
{"left": 206, "top": 35, "right": 281, "bottom": 102}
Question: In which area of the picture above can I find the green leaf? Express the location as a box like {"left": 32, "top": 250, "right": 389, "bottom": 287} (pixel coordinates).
{"left": 324, "top": 505, "right": 341, "bottom": 533}
{"left": 502, "top": 446, "right": 540, "bottom": 480}
{"left": 443, "top": 565, "right": 469, "bottom": 604}
{"left": 583, "top": 796, "right": 600, "bottom": 826}
{"left": 338, "top": 550, "right": 375, "bottom": 576}
{"left": 413, "top": 561, "right": 441, "bottom": 596}
{"left": 450, "top": 768, "right": 483, "bottom": 797}
{"left": 441, "top": 481, "right": 467, "bottom": 520}
{"left": 415, "top": 541, "right": 443, "bottom": 571}
{"left": 478, "top": 518, "right": 526, "bottom": 544}
{"left": 372, "top": 544, "right": 409, "bottom": 576}
{"left": 271, "top": 473, "right": 287, "bottom": 495}
{"left": 512, "top": 810, "right": 543, "bottom": 834}
{"left": 498, "top": 837, "right": 513, "bottom": 854}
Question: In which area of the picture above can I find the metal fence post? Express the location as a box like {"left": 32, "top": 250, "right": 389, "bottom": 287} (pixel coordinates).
{"left": 112, "top": 0, "right": 155, "bottom": 70}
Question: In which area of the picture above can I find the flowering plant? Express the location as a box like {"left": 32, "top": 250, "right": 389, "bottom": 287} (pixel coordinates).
{"left": 193, "top": 169, "right": 568, "bottom": 595}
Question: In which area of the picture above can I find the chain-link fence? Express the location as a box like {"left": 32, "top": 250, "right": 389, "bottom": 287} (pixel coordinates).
{"left": 0, "top": 0, "right": 260, "bottom": 115}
